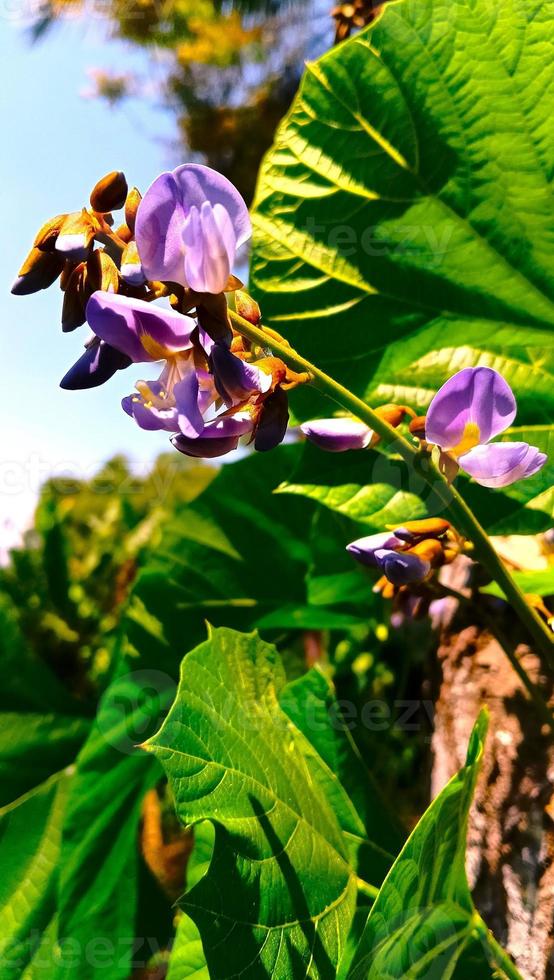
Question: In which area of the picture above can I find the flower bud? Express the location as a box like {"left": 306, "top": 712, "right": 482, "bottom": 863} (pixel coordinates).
{"left": 235, "top": 290, "right": 261, "bottom": 325}
{"left": 391, "top": 518, "right": 450, "bottom": 542}
{"left": 375, "top": 403, "right": 412, "bottom": 428}
{"left": 11, "top": 247, "right": 65, "bottom": 295}
{"left": 33, "top": 213, "right": 68, "bottom": 252}
{"left": 254, "top": 387, "right": 289, "bottom": 452}
{"left": 406, "top": 539, "right": 445, "bottom": 568}
{"left": 56, "top": 210, "right": 97, "bottom": 260}
{"left": 409, "top": 416, "right": 427, "bottom": 439}
{"left": 124, "top": 186, "right": 142, "bottom": 233}
{"left": 120, "top": 240, "right": 145, "bottom": 286}
{"left": 61, "top": 262, "right": 87, "bottom": 331}
{"left": 90, "top": 171, "right": 128, "bottom": 213}
{"left": 86, "top": 249, "right": 120, "bottom": 294}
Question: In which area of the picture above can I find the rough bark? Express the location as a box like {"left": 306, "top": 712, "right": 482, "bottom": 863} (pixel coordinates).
{"left": 431, "top": 573, "right": 554, "bottom": 980}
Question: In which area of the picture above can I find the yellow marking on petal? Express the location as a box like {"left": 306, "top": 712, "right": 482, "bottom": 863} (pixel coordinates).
{"left": 140, "top": 332, "right": 178, "bottom": 361}
{"left": 450, "top": 421, "right": 481, "bottom": 458}
{"left": 136, "top": 381, "right": 170, "bottom": 410}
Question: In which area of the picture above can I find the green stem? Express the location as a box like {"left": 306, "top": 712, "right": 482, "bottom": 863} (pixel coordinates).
{"left": 229, "top": 309, "right": 554, "bottom": 674}
{"left": 474, "top": 915, "right": 523, "bottom": 980}
{"left": 355, "top": 876, "right": 380, "bottom": 902}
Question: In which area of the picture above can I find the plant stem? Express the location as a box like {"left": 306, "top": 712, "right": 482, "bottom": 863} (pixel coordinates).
{"left": 355, "top": 876, "right": 380, "bottom": 902}
{"left": 474, "top": 915, "right": 523, "bottom": 980}
{"left": 229, "top": 309, "right": 554, "bottom": 674}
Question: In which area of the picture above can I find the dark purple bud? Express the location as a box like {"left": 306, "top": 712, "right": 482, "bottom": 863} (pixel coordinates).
{"left": 60, "top": 338, "right": 131, "bottom": 390}
{"left": 210, "top": 343, "right": 272, "bottom": 406}
{"left": 254, "top": 387, "right": 289, "bottom": 452}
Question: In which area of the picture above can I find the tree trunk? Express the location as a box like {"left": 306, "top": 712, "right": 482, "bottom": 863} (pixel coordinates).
{"left": 430, "top": 569, "right": 554, "bottom": 980}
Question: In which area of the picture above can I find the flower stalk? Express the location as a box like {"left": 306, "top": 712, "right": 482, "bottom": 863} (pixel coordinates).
{"left": 229, "top": 308, "right": 554, "bottom": 675}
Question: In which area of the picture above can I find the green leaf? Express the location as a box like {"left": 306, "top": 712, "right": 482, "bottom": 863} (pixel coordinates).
{"left": 279, "top": 436, "right": 554, "bottom": 536}
{"left": 53, "top": 667, "right": 175, "bottom": 980}
{"left": 0, "top": 772, "right": 71, "bottom": 979}
{"left": 280, "top": 667, "right": 405, "bottom": 888}
{"left": 0, "top": 713, "right": 89, "bottom": 808}
{"left": 146, "top": 626, "right": 359, "bottom": 979}
{"left": 347, "top": 711, "right": 521, "bottom": 979}
{"left": 251, "top": 0, "right": 554, "bottom": 434}
{"left": 167, "top": 914, "right": 209, "bottom": 980}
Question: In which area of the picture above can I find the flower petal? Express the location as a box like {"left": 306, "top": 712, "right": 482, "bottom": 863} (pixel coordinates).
{"left": 171, "top": 413, "right": 252, "bottom": 459}
{"left": 426, "top": 367, "right": 516, "bottom": 451}
{"left": 301, "top": 417, "right": 373, "bottom": 452}
{"left": 86, "top": 292, "right": 196, "bottom": 362}
{"left": 254, "top": 387, "right": 289, "bottom": 452}
{"left": 459, "top": 441, "right": 547, "bottom": 488}
{"left": 183, "top": 202, "right": 236, "bottom": 294}
{"left": 60, "top": 338, "right": 131, "bottom": 390}
{"left": 346, "top": 532, "right": 404, "bottom": 568}
{"left": 375, "top": 549, "right": 431, "bottom": 585}
{"left": 210, "top": 344, "right": 272, "bottom": 406}
{"left": 135, "top": 164, "right": 251, "bottom": 287}
{"left": 173, "top": 371, "right": 205, "bottom": 439}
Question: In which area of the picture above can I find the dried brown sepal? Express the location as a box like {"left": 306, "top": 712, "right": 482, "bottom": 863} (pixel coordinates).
{"left": 11, "top": 247, "right": 65, "bottom": 295}
{"left": 58, "top": 209, "right": 99, "bottom": 249}
{"left": 124, "top": 186, "right": 142, "bottom": 233}
{"left": 33, "top": 213, "right": 68, "bottom": 252}
{"left": 225, "top": 274, "right": 243, "bottom": 292}
{"left": 375, "top": 403, "right": 415, "bottom": 427}
{"left": 439, "top": 450, "right": 460, "bottom": 484}
{"left": 235, "top": 290, "right": 261, "bottom": 325}
{"left": 525, "top": 594, "right": 554, "bottom": 630}
{"left": 90, "top": 171, "right": 128, "bottom": 213}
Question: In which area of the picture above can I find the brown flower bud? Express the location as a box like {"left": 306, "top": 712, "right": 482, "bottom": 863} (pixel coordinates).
{"left": 113, "top": 223, "right": 134, "bottom": 244}
{"left": 375, "top": 403, "right": 415, "bottom": 428}
{"left": 407, "top": 539, "right": 445, "bottom": 568}
{"left": 11, "top": 247, "right": 65, "bottom": 295}
{"left": 33, "top": 213, "right": 68, "bottom": 252}
{"left": 56, "top": 210, "right": 98, "bottom": 260}
{"left": 390, "top": 518, "right": 450, "bottom": 539}
{"left": 235, "top": 290, "right": 261, "bottom": 325}
{"left": 409, "top": 416, "right": 427, "bottom": 439}
{"left": 86, "top": 249, "right": 119, "bottom": 294}
{"left": 124, "top": 186, "right": 142, "bottom": 233}
{"left": 62, "top": 262, "right": 87, "bottom": 331}
{"left": 90, "top": 171, "right": 128, "bottom": 213}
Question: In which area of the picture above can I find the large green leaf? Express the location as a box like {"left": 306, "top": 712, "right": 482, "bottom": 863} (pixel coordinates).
{"left": 0, "top": 772, "right": 71, "bottom": 979}
{"left": 251, "top": 0, "right": 554, "bottom": 429}
{"left": 146, "top": 627, "right": 360, "bottom": 979}
{"left": 279, "top": 433, "right": 554, "bottom": 535}
{"left": 347, "top": 712, "right": 521, "bottom": 979}
{"left": 280, "top": 667, "right": 404, "bottom": 888}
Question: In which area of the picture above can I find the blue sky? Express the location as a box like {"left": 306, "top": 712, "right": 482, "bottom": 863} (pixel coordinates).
{"left": 0, "top": 16, "right": 188, "bottom": 543}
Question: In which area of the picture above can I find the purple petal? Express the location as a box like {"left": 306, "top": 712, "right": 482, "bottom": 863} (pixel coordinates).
{"left": 459, "top": 441, "right": 547, "bottom": 488}
{"left": 86, "top": 292, "right": 196, "bottom": 362}
{"left": 183, "top": 202, "right": 237, "bottom": 294}
{"left": 171, "top": 413, "right": 253, "bottom": 459}
{"left": 301, "top": 417, "right": 373, "bottom": 452}
{"left": 173, "top": 371, "right": 205, "bottom": 439}
{"left": 375, "top": 549, "right": 431, "bottom": 585}
{"left": 135, "top": 164, "right": 251, "bottom": 287}
{"left": 122, "top": 379, "right": 180, "bottom": 432}
{"left": 60, "top": 338, "right": 131, "bottom": 390}
{"left": 346, "top": 532, "right": 404, "bottom": 568}
{"left": 254, "top": 387, "right": 289, "bottom": 452}
{"left": 426, "top": 367, "right": 516, "bottom": 451}
{"left": 210, "top": 344, "right": 272, "bottom": 406}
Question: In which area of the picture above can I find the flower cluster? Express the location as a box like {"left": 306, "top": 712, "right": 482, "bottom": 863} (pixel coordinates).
{"left": 12, "top": 165, "right": 302, "bottom": 458}
{"left": 347, "top": 518, "right": 461, "bottom": 592}
{"left": 301, "top": 366, "right": 547, "bottom": 588}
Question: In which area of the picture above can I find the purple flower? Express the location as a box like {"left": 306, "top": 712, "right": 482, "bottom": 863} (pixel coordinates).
{"left": 346, "top": 532, "right": 430, "bottom": 585}
{"left": 85, "top": 291, "right": 196, "bottom": 363}
{"left": 172, "top": 414, "right": 253, "bottom": 459}
{"left": 300, "top": 417, "right": 373, "bottom": 452}
{"left": 210, "top": 343, "right": 272, "bottom": 406}
{"left": 426, "top": 367, "right": 546, "bottom": 488}
{"left": 134, "top": 164, "right": 251, "bottom": 294}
